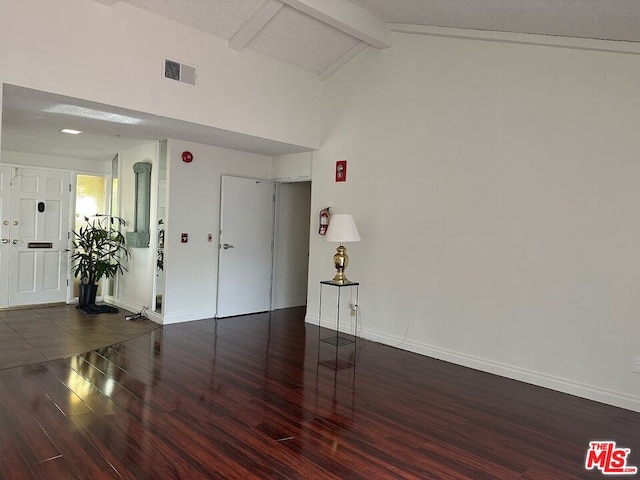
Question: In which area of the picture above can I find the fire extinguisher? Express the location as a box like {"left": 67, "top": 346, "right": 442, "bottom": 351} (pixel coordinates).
{"left": 319, "top": 207, "right": 330, "bottom": 235}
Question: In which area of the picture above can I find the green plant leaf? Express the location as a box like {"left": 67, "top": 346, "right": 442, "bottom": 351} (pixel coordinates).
{"left": 70, "top": 215, "right": 129, "bottom": 285}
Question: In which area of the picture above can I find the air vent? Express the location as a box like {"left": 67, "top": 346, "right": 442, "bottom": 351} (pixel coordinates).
{"left": 163, "top": 59, "right": 197, "bottom": 86}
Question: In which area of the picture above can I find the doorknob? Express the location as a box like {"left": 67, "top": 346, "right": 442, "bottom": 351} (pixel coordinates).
{"left": 12, "top": 220, "right": 18, "bottom": 226}
{"left": 1, "top": 239, "right": 8, "bottom": 244}
{"left": 222, "top": 243, "right": 234, "bottom": 250}
{"left": 12, "top": 239, "right": 21, "bottom": 244}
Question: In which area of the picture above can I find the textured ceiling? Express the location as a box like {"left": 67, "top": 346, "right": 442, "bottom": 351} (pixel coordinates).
{"left": 4, "top": 0, "right": 640, "bottom": 163}
{"left": 118, "top": 0, "right": 640, "bottom": 77}
{"left": 349, "top": 0, "right": 640, "bottom": 43}
{"left": 249, "top": 5, "right": 361, "bottom": 75}
{"left": 122, "top": 0, "right": 265, "bottom": 40}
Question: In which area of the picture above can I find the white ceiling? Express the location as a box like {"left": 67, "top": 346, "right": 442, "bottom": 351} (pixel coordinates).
{"left": 1, "top": 85, "right": 308, "bottom": 162}
{"left": 120, "top": 0, "right": 640, "bottom": 76}
{"left": 3, "top": 0, "right": 639, "bottom": 163}
{"left": 350, "top": 0, "right": 640, "bottom": 44}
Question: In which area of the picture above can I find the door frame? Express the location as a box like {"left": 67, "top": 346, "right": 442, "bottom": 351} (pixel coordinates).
{"left": 215, "top": 174, "right": 312, "bottom": 318}
{"left": 215, "top": 175, "right": 276, "bottom": 318}
{"left": 69, "top": 171, "right": 112, "bottom": 304}
{"left": 270, "top": 179, "right": 312, "bottom": 310}
{"left": 0, "top": 164, "right": 115, "bottom": 308}
{"left": 0, "top": 163, "right": 76, "bottom": 308}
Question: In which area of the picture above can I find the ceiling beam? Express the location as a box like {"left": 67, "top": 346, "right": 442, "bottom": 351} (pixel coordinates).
{"left": 281, "top": 0, "right": 391, "bottom": 49}
{"left": 93, "top": 0, "right": 117, "bottom": 6}
{"left": 229, "top": 0, "right": 284, "bottom": 51}
{"left": 319, "top": 41, "right": 367, "bottom": 81}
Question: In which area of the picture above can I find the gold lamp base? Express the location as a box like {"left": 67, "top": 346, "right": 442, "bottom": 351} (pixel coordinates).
{"left": 332, "top": 245, "right": 350, "bottom": 284}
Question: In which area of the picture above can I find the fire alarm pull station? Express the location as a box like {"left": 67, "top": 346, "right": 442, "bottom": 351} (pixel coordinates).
{"left": 181, "top": 233, "right": 188, "bottom": 243}
{"left": 336, "top": 160, "right": 347, "bottom": 182}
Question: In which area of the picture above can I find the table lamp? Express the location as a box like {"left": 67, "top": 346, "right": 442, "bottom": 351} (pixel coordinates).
{"left": 325, "top": 214, "right": 361, "bottom": 284}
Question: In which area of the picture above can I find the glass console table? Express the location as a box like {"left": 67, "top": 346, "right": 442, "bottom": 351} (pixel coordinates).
{"left": 318, "top": 280, "right": 359, "bottom": 370}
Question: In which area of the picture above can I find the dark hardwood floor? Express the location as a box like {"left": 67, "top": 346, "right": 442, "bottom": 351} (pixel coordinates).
{"left": 0, "top": 306, "right": 638, "bottom": 479}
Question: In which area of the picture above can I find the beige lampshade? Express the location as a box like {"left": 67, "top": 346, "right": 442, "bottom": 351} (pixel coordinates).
{"left": 325, "top": 214, "right": 361, "bottom": 244}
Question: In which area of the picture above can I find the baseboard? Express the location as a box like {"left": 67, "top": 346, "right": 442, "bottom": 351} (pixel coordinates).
{"left": 305, "top": 314, "right": 640, "bottom": 413}
{"left": 143, "top": 309, "right": 163, "bottom": 324}
{"left": 105, "top": 296, "right": 214, "bottom": 325}
{"left": 104, "top": 296, "right": 161, "bottom": 325}
{"left": 162, "top": 310, "right": 215, "bottom": 324}
{"left": 273, "top": 296, "right": 308, "bottom": 310}
{"left": 305, "top": 313, "right": 351, "bottom": 333}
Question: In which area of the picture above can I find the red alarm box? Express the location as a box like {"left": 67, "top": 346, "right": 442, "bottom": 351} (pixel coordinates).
{"left": 336, "top": 160, "right": 347, "bottom": 182}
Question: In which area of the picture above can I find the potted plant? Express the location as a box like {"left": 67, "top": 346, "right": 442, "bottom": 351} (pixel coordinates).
{"left": 71, "top": 214, "right": 129, "bottom": 306}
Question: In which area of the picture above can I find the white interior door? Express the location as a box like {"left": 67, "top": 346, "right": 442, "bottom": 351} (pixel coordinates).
{"left": 7, "top": 168, "right": 71, "bottom": 306}
{"left": 217, "top": 175, "right": 274, "bottom": 318}
{"left": 0, "top": 167, "right": 11, "bottom": 306}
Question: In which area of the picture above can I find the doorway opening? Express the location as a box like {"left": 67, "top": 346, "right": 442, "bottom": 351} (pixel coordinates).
{"left": 272, "top": 181, "right": 311, "bottom": 310}
{"left": 215, "top": 176, "right": 311, "bottom": 318}
{"left": 73, "top": 173, "right": 109, "bottom": 302}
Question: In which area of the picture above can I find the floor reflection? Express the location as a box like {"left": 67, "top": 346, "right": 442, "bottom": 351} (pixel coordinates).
{"left": 0, "top": 304, "right": 159, "bottom": 369}
{"left": 0, "top": 306, "right": 638, "bottom": 479}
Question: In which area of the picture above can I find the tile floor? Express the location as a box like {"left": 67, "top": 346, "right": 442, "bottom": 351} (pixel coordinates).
{"left": 0, "top": 304, "right": 159, "bottom": 369}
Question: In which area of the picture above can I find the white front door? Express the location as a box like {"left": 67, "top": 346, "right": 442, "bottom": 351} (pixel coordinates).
{"left": 216, "top": 175, "right": 274, "bottom": 318}
{"left": 0, "top": 167, "right": 11, "bottom": 306}
{"left": 4, "top": 167, "right": 71, "bottom": 306}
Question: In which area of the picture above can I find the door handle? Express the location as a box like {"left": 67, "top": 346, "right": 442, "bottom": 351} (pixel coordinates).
{"left": 1, "top": 238, "right": 8, "bottom": 244}
{"left": 12, "top": 239, "right": 21, "bottom": 244}
{"left": 222, "top": 243, "right": 234, "bottom": 250}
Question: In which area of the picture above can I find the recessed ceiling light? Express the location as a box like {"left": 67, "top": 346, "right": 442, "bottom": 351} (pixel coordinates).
{"left": 61, "top": 128, "right": 83, "bottom": 135}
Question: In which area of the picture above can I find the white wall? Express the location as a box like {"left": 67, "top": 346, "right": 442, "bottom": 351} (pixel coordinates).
{"left": 1, "top": 151, "right": 110, "bottom": 175}
{"left": 272, "top": 152, "right": 313, "bottom": 181}
{"left": 309, "top": 30, "right": 640, "bottom": 411}
{"left": 0, "top": 0, "right": 321, "bottom": 150}
{"left": 162, "top": 140, "right": 271, "bottom": 324}
{"left": 117, "top": 143, "right": 158, "bottom": 310}
{"left": 273, "top": 182, "right": 311, "bottom": 309}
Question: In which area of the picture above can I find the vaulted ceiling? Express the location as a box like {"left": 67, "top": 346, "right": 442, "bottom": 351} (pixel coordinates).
{"left": 3, "top": 0, "right": 640, "bottom": 161}
{"left": 111, "top": 0, "right": 640, "bottom": 79}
